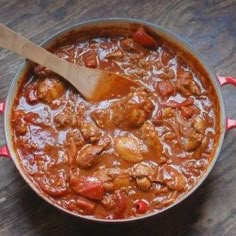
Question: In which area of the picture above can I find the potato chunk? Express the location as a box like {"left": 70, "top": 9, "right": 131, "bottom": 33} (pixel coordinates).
{"left": 114, "top": 136, "right": 143, "bottom": 163}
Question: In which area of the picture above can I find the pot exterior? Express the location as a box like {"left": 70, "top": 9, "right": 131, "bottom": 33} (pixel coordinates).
{"left": 4, "top": 18, "right": 227, "bottom": 222}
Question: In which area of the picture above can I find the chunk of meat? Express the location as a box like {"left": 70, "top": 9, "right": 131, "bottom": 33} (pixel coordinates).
{"left": 110, "top": 174, "right": 131, "bottom": 190}
{"left": 192, "top": 136, "right": 209, "bottom": 159}
{"left": 14, "top": 122, "right": 28, "bottom": 136}
{"left": 176, "top": 76, "right": 201, "bottom": 97}
{"left": 175, "top": 111, "right": 192, "bottom": 128}
{"left": 37, "top": 78, "right": 65, "bottom": 103}
{"left": 158, "top": 165, "right": 187, "bottom": 192}
{"left": 69, "top": 175, "right": 104, "bottom": 200}
{"left": 112, "top": 88, "right": 154, "bottom": 129}
{"left": 94, "top": 168, "right": 131, "bottom": 192}
{"left": 94, "top": 168, "right": 127, "bottom": 182}
{"left": 105, "top": 49, "right": 123, "bottom": 59}
{"left": 129, "top": 161, "right": 158, "bottom": 182}
{"left": 193, "top": 116, "right": 207, "bottom": 134}
{"left": 120, "top": 38, "right": 146, "bottom": 53}
{"left": 91, "top": 108, "right": 114, "bottom": 129}
{"left": 114, "top": 136, "right": 143, "bottom": 163}
{"left": 163, "top": 97, "right": 194, "bottom": 108}
{"left": 182, "top": 133, "right": 203, "bottom": 152}
{"left": 156, "top": 80, "right": 175, "bottom": 98}
{"left": 161, "top": 51, "right": 174, "bottom": 66}
{"left": 133, "top": 27, "right": 157, "bottom": 48}
{"left": 65, "top": 130, "right": 84, "bottom": 150}
{"left": 64, "top": 129, "right": 84, "bottom": 164}
{"left": 180, "top": 105, "right": 200, "bottom": 119}
{"left": 180, "top": 106, "right": 194, "bottom": 118}
{"left": 178, "top": 70, "right": 193, "bottom": 80}
{"left": 102, "top": 190, "right": 128, "bottom": 219}
{"left": 23, "top": 111, "right": 52, "bottom": 129}
{"left": 54, "top": 106, "right": 78, "bottom": 129}
{"left": 12, "top": 110, "right": 28, "bottom": 136}
{"left": 93, "top": 88, "right": 154, "bottom": 130}
{"left": 129, "top": 161, "right": 158, "bottom": 192}
{"left": 136, "top": 177, "right": 152, "bottom": 192}
{"left": 34, "top": 64, "right": 54, "bottom": 77}
{"left": 76, "top": 137, "right": 110, "bottom": 169}
{"left": 103, "top": 174, "right": 131, "bottom": 192}
{"left": 162, "top": 107, "right": 175, "bottom": 118}
{"left": 76, "top": 145, "right": 102, "bottom": 169}
{"left": 101, "top": 194, "right": 116, "bottom": 210}
{"left": 136, "top": 121, "right": 163, "bottom": 163}
{"left": 37, "top": 169, "right": 68, "bottom": 197}
{"left": 80, "top": 121, "right": 102, "bottom": 143}
{"left": 158, "top": 68, "right": 175, "bottom": 80}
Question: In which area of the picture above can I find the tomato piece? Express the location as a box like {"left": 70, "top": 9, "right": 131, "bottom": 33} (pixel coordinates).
{"left": 70, "top": 176, "right": 104, "bottom": 200}
{"left": 133, "top": 27, "right": 157, "bottom": 48}
{"left": 37, "top": 170, "right": 68, "bottom": 197}
{"left": 180, "top": 106, "right": 194, "bottom": 118}
{"left": 157, "top": 80, "right": 175, "bottom": 98}
{"left": 113, "top": 190, "right": 127, "bottom": 219}
{"left": 76, "top": 197, "right": 96, "bottom": 214}
{"left": 84, "top": 54, "right": 98, "bottom": 68}
{"left": 180, "top": 97, "right": 194, "bottom": 106}
{"left": 34, "top": 64, "right": 53, "bottom": 77}
{"left": 24, "top": 112, "right": 40, "bottom": 123}
{"left": 67, "top": 197, "right": 96, "bottom": 215}
{"left": 164, "top": 100, "right": 180, "bottom": 108}
{"left": 134, "top": 199, "right": 149, "bottom": 214}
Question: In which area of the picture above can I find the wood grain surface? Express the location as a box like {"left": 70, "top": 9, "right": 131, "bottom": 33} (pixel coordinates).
{"left": 0, "top": 0, "right": 235, "bottom": 235}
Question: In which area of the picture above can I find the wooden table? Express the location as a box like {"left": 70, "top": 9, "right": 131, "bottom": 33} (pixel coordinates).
{"left": 0, "top": 0, "right": 235, "bottom": 235}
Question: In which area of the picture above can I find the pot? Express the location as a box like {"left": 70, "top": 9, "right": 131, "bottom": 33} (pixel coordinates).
{"left": 0, "top": 18, "right": 235, "bottom": 222}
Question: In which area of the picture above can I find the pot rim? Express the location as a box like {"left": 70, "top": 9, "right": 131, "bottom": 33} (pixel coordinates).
{"left": 4, "top": 17, "right": 226, "bottom": 223}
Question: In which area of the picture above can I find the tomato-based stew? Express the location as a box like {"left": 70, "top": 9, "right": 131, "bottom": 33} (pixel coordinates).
{"left": 11, "top": 26, "right": 219, "bottom": 220}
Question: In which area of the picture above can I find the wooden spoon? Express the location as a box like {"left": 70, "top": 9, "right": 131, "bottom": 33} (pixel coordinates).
{"left": 0, "top": 23, "right": 139, "bottom": 102}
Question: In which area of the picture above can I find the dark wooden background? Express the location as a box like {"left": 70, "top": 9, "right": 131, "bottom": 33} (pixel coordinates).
{"left": 0, "top": 0, "right": 235, "bottom": 235}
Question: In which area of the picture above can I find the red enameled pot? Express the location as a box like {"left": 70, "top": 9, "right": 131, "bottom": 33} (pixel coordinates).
{"left": 0, "top": 18, "right": 235, "bottom": 222}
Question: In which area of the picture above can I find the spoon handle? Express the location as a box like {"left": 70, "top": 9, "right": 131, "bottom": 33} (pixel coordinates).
{"left": 0, "top": 23, "right": 76, "bottom": 81}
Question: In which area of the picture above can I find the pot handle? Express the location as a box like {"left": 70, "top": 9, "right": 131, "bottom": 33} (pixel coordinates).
{"left": 217, "top": 75, "right": 236, "bottom": 130}
{"left": 0, "top": 101, "right": 11, "bottom": 158}
{"left": 217, "top": 75, "right": 236, "bottom": 87}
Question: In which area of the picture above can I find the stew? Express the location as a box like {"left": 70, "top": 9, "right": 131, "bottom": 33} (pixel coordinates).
{"left": 11, "top": 26, "right": 219, "bottom": 220}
